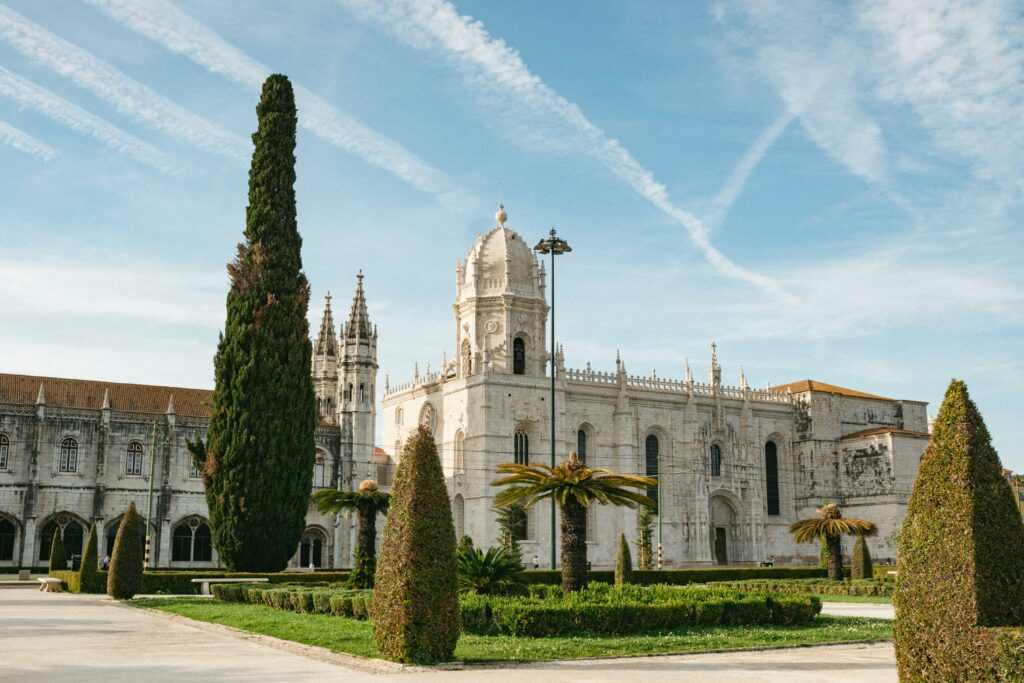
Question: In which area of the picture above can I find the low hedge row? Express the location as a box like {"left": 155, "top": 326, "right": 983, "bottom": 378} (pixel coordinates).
{"left": 211, "top": 583, "right": 373, "bottom": 619}
{"left": 521, "top": 566, "right": 828, "bottom": 585}
{"left": 714, "top": 579, "right": 894, "bottom": 597}
{"left": 460, "top": 585, "right": 821, "bottom": 637}
{"left": 49, "top": 570, "right": 350, "bottom": 594}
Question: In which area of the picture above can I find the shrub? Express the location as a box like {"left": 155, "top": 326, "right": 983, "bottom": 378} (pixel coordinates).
{"left": 48, "top": 527, "right": 67, "bottom": 572}
{"left": 330, "top": 594, "right": 354, "bottom": 617}
{"left": 850, "top": 534, "right": 873, "bottom": 580}
{"left": 522, "top": 566, "right": 826, "bottom": 585}
{"left": 373, "top": 426, "right": 460, "bottom": 664}
{"left": 894, "top": 380, "right": 1024, "bottom": 680}
{"left": 107, "top": 502, "right": 144, "bottom": 599}
{"left": 456, "top": 546, "right": 526, "bottom": 596}
{"left": 715, "top": 578, "right": 893, "bottom": 597}
{"left": 457, "top": 535, "right": 475, "bottom": 556}
{"left": 78, "top": 523, "right": 103, "bottom": 592}
{"left": 311, "top": 590, "right": 333, "bottom": 614}
{"left": 615, "top": 534, "right": 633, "bottom": 586}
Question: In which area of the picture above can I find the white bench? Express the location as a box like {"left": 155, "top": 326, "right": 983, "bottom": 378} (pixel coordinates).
{"left": 37, "top": 577, "right": 62, "bottom": 593}
{"left": 190, "top": 577, "right": 269, "bottom": 596}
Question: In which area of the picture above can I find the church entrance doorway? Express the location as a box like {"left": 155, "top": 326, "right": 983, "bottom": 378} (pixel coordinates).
{"left": 714, "top": 527, "right": 728, "bottom": 564}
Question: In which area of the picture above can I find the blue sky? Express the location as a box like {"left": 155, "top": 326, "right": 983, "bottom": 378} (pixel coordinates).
{"left": 1, "top": 1, "right": 1021, "bottom": 467}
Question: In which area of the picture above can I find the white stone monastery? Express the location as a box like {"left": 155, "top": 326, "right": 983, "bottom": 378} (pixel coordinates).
{"left": 0, "top": 206, "right": 930, "bottom": 570}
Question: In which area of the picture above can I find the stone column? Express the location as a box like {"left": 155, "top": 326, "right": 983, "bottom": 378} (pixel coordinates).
{"left": 21, "top": 518, "right": 36, "bottom": 568}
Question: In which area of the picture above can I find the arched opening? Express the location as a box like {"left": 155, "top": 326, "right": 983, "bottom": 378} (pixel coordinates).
{"left": 765, "top": 441, "right": 780, "bottom": 516}
{"left": 59, "top": 437, "right": 79, "bottom": 473}
{"left": 0, "top": 518, "right": 16, "bottom": 561}
{"left": 513, "top": 337, "right": 526, "bottom": 375}
{"left": 39, "top": 516, "right": 85, "bottom": 562}
{"left": 710, "top": 495, "right": 739, "bottom": 565}
{"left": 645, "top": 434, "right": 659, "bottom": 509}
{"left": 299, "top": 528, "right": 326, "bottom": 568}
{"left": 171, "top": 518, "right": 212, "bottom": 563}
{"left": 710, "top": 444, "right": 722, "bottom": 477}
{"left": 453, "top": 494, "right": 465, "bottom": 539}
{"left": 359, "top": 383, "right": 365, "bottom": 404}
{"left": 577, "top": 429, "right": 587, "bottom": 464}
{"left": 514, "top": 429, "right": 529, "bottom": 465}
{"left": 0, "top": 434, "right": 9, "bottom": 470}
{"left": 313, "top": 456, "right": 326, "bottom": 488}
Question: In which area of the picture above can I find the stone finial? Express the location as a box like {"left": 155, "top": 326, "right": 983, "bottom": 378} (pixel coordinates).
{"left": 495, "top": 203, "right": 507, "bottom": 227}
{"left": 102, "top": 388, "right": 111, "bottom": 411}
{"left": 709, "top": 341, "right": 721, "bottom": 388}
{"left": 166, "top": 394, "right": 176, "bottom": 415}
{"left": 684, "top": 357, "right": 693, "bottom": 386}
{"left": 740, "top": 366, "right": 748, "bottom": 392}
{"left": 35, "top": 381, "right": 46, "bottom": 405}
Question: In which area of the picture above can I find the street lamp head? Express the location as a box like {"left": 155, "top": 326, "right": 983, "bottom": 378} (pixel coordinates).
{"left": 533, "top": 228, "right": 572, "bottom": 255}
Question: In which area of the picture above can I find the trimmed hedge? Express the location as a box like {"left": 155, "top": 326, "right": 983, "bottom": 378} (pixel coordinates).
{"left": 460, "top": 584, "right": 821, "bottom": 637}
{"left": 211, "top": 582, "right": 373, "bottom": 620}
{"left": 522, "top": 566, "right": 827, "bottom": 585}
{"left": 51, "top": 570, "right": 349, "bottom": 594}
{"left": 714, "top": 578, "right": 893, "bottom": 597}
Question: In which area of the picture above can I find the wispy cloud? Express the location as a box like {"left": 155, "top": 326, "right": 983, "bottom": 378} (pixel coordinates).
{"left": 335, "top": 0, "right": 791, "bottom": 300}
{"left": 0, "top": 4, "right": 248, "bottom": 162}
{"left": 706, "top": 110, "right": 794, "bottom": 230}
{"left": 84, "top": 0, "right": 463, "bottom": 201}
{"left": 0, "top": 66, "right": 175, "bottom": 171}
{"left": 0, "top": 118, "right": 57, "bottom": 160}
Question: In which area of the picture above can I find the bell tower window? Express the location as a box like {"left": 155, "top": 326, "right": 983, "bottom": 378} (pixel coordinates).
{"left": 513, "top": 337, "right": 526, "bottom": 375}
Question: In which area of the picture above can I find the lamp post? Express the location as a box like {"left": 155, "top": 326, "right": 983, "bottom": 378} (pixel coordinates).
{"left": 144, "top": 422, "right": 170, "bottom": 569}
{"left": 534, "top": 228, "right": 571, "bottom": 570}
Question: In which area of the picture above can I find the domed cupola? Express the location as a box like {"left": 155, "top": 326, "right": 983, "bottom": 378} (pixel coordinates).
{"left": 453, "top": 206, "right": 549, "bottom": 378}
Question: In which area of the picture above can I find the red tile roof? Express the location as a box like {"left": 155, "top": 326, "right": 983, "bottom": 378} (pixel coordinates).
{"left": 0, "top": 373, "right": 212, "bottom": 417}
{"left": 770, "top": 379, "right": 893, "bottom": 401}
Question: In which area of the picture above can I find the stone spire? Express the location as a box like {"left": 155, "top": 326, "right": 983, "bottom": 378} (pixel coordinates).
{"left": 740, "top": 366, "right": 749, "bottom": 392}
{"left": 709, "top": 342, "right": 722, "bottom": 388}
{"left": 102, "top": 388, "right": 111, "bottom": 410}
{"left": 684, "top": 357, "right": 693, "bottom": 386}
{"left": 346, "top": 271, "right": 373, "bottom": 340}
{"left": 166, "top": 394, "right": 176, "bottom": 415}
{"left": 35, "top": 381, "right": 45, "bottom": 405}
{"left": 314, "top": 292, "right": 338, "bottom": 356}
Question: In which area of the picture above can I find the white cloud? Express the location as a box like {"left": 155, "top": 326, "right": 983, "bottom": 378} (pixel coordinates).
{"left": 0, "top": 118, "right": 57, "bottom": 160}
{"left": 336, "top": 0, "right": 792, "bottom": 301}
{"left": 85, "top": 0, "right": 463, "bottom": 200}
{"left": 0, "top": 4, "right": 248, "bottom": 162}
{"left": 0, "top": 66, "right": 175, "bottom": 171}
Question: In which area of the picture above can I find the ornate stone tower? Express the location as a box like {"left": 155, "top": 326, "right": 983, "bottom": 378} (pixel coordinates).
{"left": 339, "top": 272, "right": 377, "bottom": 479}
{"left": 312, "top": 293, "right": 339, "bottom": 425}
{"left": 453, "top": 205, "right": 548, "bottom": 378}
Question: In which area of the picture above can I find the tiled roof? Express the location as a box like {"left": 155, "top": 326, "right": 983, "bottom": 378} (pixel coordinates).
{"left": 841, "top": 427, "right": 931, "bottom": 440}
{"left": 769, "top": 379, "right": 893, "bottom": 401}
{"left": 0, "top": 373, "right": 212, "bottom": 417}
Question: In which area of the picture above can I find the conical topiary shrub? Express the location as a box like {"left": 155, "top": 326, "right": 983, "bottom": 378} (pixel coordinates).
{"left": 615, "top": 533, "right": 633, "bottom": 586}
{"left": 80, "top": 523, "right": 100, "bottom": 592}
{"left": 893, "top": 380, "right": 1024, "bottom": 680}
{"left": 107, "top": 502, "right": 144, "bottom": 600}
{"left": 457, "top": 534, "right": 475, "bottom": 556}
{"left": 850, "top": 533, "right": 873, "bottom": 580}
{"left": 373, "top": 426, "right": 459, "bottom": 663}
{"left": 48, "top": 526, "right": 67, "bottom": 572}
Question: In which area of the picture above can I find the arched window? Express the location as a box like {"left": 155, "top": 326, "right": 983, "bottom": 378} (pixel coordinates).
{"left": 313, "top": 457, "right": 325, "bottom": 488}
{"left": 513, "top": 337, "right": 526, "bottom": 375}
{"left": 59, "top": 437, "right": 78, "bottom": 473}
{"left": 454, "top": 431, "right": 465, "bottom": 474}
{"left": 514, "top": 430, "right": 529, "bottom": 465}
{"left": 645, "top": 434, "right": 659, "bottom": 508}
{"left": 188, "top": 455, "right": 200, "bottom": 479}
{"left": 345, "top": 384, "right": 352, "bottom": 402}
{"left": 326, "top": 398, "right": 333, "bottom": 415}
{"left": 40, "top": 518, "right": 84, "bottom": 561}
{"left": 577, "top": 429, "right": 587, "bottom": 464}
{"left": 711, "top": 444, "right": 722, "bottom": 477}
{"left": 359, "top": 383, "right": 365, "bottom": 404}
{"left": 126, "top": 442, "right": 143, "bottom": 476}
{"left": 765, "top": 441, "right": 780, "bottom": 516}
{"left": 0, "top": 518, "right": 15, "bottom": 561}
{"left": 172, "top": 518, "right": 212, "bottom": 562}
{"left": 299, "top": 529, "right": 324, "bottom": 568}
{"left": 0, "top": 434, "right": 9, "bottom": 470}
{"left": 395, "top": 408, "right": 403, "bottom": 425}
{"left": 453, "top": 494, "right": 465, "bottom": 539}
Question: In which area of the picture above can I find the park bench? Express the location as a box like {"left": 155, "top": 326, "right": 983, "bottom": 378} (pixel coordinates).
{"left": 37, "top": 577, "right": 62, "bottom": 593}
{"left": 190, "top": 577, "right": 269, "bottom": 596}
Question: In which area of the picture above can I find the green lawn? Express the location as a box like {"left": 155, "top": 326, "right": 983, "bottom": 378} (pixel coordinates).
{"left": 814, "top": 594, "right": 893, "bottom": 604}
{"left": 132, "top": 598, "right": 892, "bottom": 663}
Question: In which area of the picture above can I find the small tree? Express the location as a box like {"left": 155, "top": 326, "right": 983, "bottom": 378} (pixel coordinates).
{"left": 315, "top": 479, "right": 390, "bottom": 588}
{"left": 636, "top": 506, "right": 654, "bottom": 571}
{"left": 615, "top": 533, "right": 633, "bottom": 586}
{"left": 457, "top": 535, "right": 475, "bottom": 556}
{"left": 790, "top": 503, "right": 876, "bottom": 581}
{"left": 494, "top": 502, "right": 525, "bottom": 565}
{"left": 79, "top": 523, "right": 100, "bottom": 592}
{"left": 373, "top": 426, "right": 459, "bottom": 664}
{"left": 48, "top": 527, "right": 67, "bottom": 572}
{"left": 107, "top": 502, "right": 144, "bottom": 599}
{"left": 850, "top": 533, "right": 873, "bottom": 580}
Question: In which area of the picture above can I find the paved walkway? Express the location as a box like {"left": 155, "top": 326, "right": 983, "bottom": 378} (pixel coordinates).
{"left": 0, "top": 590, "right": 897, "bottom": 682}
{"left": 821, "top": 602, "right": 895, "bottom": 619}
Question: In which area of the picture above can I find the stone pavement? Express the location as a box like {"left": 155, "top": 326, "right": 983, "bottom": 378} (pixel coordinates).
{"left": 821, "top": 602, "right": 895, "bottom": 619}
{"left": 0, "top": 590, "right": 896, "bottom": 682}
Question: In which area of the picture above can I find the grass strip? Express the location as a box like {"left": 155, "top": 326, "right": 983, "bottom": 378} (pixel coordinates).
{"left": 133, "top": 597, "right": 891, "bottom": 663}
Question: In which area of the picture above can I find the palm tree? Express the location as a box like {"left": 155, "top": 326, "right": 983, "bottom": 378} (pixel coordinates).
{"left": 493, "top": 452, "right": 655, "bottom": 593}
{"left": 789, "top": 503, "right": 877, "bottom": 581}
{"left": 456, "top": 545, "right": 527, "bottom": 595}
{"left": 315, "top": 479, "right": 390, "bottom": 588}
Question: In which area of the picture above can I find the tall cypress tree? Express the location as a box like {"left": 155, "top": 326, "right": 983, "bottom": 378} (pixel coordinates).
{"left": 189, "top": 74, "right": 316, "bottom": 572}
